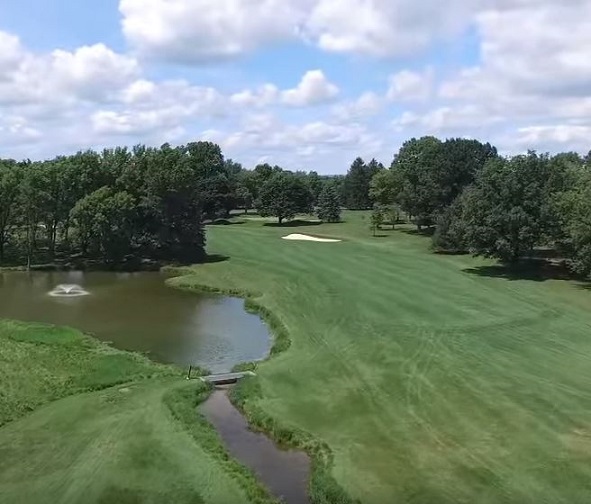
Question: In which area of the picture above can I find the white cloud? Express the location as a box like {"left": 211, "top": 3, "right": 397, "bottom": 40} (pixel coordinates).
{"left": 229, "top": 70, "right": 338, "bottom": 108}
{"left": 120, "top": 0, "right": 303, "bottom": 62}
{"left": 281, "top": 70, "right": 339, "bottom": 106}
{"left": 514, "top": 125, "right": 591, "bottom": 152}
{"left": 230, "top": 84, "right": 280, "bottom": 107}
{"left": 119, "top": 0, "right": 481, "bottom": 61}
{"left": 4, "top": 2, "right": 591, "bottom": 171}
{"left": 94, "top": 80, "right": 226, "bottom": 135}
{"left": 0, "top": 33, "right": 139, "bottom": 106}
{"left": 387, "top": 68, "right": 433, "bottom": 102}
{"left": 0, "top": 32, "right": 24, "bottom": 74}
{"left": 0, "top": 115, "right": 42, "bottom": 145}
{"left": 332, "top": 92, "right": 383, "bottom": 122}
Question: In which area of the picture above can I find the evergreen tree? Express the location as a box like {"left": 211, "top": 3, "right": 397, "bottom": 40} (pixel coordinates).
{"left": 344, "top": 157, "right": 372, "bottom": 210}
{"left": 317, "top": 184, "right": 342, "bottom": 223}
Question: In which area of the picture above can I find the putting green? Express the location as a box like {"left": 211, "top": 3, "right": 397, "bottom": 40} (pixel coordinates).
{"left": 172, "top": 212, "right": 591, "bottom": 504}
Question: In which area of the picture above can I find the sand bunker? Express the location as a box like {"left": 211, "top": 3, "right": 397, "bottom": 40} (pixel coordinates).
{"left": 282, "top": 234, "right": 341, "bottom": 243}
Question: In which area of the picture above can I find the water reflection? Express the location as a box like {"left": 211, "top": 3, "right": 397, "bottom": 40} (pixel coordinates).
{"left": 0, "top": 271, "right": 271, "bottom": 372}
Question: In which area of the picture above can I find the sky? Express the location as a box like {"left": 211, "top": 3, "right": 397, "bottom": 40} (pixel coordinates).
{"left": 0, "top": 0, "right": 590, "bottom": 174}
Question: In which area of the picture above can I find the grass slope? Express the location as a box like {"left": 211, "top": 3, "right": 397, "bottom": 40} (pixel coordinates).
{"left": 0, "top": 381, "right": 251, "bottom": 504}
{"left": 0, "top": 319, "right": 177, "bottom": 427}
{"left": 0, "top": 321, "right": 275, "bottom": 504}
{"left": 172, "top": 212, "right": 591, "bottom": 504}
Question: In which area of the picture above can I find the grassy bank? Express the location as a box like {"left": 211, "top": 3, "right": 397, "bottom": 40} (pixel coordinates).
{"left": 172, "top": 211, "right": 591, "bottom": 504}
{"left": 0, "top": 319, "right": 178, "bottom": 427}
{"left": 0, "top": 320, "right": 276, "bottom": 503}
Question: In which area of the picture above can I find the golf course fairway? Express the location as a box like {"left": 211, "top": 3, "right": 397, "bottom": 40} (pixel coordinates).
{"left": 172, "top": 212, "right": 591, "bottom": 504}
{"left": 2, "top": 211, "right": 591, "bottom": 503}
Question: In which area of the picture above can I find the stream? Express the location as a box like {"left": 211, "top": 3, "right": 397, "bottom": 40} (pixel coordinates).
{"left": 201, "top": 388, "right": 311, "bottom": 504}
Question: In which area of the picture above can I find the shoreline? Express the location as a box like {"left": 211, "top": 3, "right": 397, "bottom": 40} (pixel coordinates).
{"left": 166, "top": 270, "right": 359, "bottom": 504}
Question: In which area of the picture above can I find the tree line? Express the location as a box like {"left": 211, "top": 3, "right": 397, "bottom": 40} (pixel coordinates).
{"left": 0, "top": 142, "right": 342, "bottom": 268}
{"left": 2, "top": 136, "right": 590, "bottom": 277}
{"left": 351, "top": 136, "right": 591, "bottom": 277}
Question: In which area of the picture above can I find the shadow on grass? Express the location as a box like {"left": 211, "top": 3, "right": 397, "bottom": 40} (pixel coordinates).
{"left": 464, "top": 259, "right": 589, "bottom": 284}
{"left": 208, "top": 219, "right": 247, "bottom": 226}
{"left": 401, "top": 227, "right": 436, "bottom": 237}
{"left": 264, "top": 220, "right": 323, "bottom": 228}
{"left": 202, "top": 254, "right": 230, "bottom": 264}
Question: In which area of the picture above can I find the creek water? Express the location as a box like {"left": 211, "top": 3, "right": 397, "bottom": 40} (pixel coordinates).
{"left": 0, "top": 271, "right": 271, "bottom": 372}
{"left": 201, "top": 388, "right": 311, "bottom": 504}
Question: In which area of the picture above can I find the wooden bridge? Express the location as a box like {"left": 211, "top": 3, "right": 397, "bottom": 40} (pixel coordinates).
{"left": 186, "top": 366, "right": 255, "bottom": 385}
{"left": 201, "top": 372, "right": 256, "bottom": 385}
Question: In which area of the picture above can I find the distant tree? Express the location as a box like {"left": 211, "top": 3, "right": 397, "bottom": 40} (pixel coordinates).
{"left": 392, "top": 137, "right": 442, "bottom": 228}
{"left": 461, "top": 152, "right": 554, "bottom": 262}
{"left": 555, "top": 166, "right": 591, "bottom": 276}
{"left": 345, "top": 157, "right": 373, "bottom": 210}
{"left": 258, "top": 172, "right": 313, "bottom": 224}
{"left": 369, "top": 169, "right": 401, "bottom": 207}
{"left": 70, "top": 187, "right": 135, "bottom": 263}
{"left": 236, "top": 186, "right": 254, "bottom": 214}
{"left": 317, "top": 184, "right": 341, "bottom": 223}
{"left": 370, "top": 207, "right": 385, "bottom": 237}
{"left": 307, "top": 171, "right": 324, "bottom": 205}
{"left": 394, "top": 137, "right": 497, "bottom": 229}
{"left": 183, "top": 142, "right": 233, "bottom": 219}
{"left": 432, "top": 195, "right": 468, "bottom": 252}
{"left": 0, "top": 162, "right": 21, "bottom": 263}
{"left": 237, "top": 170, "right": 261, "bottom": 203}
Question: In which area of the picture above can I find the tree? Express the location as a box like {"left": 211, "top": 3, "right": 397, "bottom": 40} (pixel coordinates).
{"left": 460, "top": 152, "right": 554, "bottom": 262}
{"left": 18, "top": 164, "right": 48, "bottom": 269}
{"left": 0, "top": 162, "right": 21, "bottom": 263}
{"left": 393, "top": 137, "right": 497, "bottom": 229}
{"left": 317, "top": 184, "right": 341, "bottom": 223}
{"left": 392, "top": 137, "right": 442, "bottom": 228}
{"left": 307, "top": 171, "right": 323, "bottom": 205}
{"left": 70, "top": 187, "right": 136, "bottom": 263}
{"left": 344, "top": 157, "right": 374, "bottom": 210}
{"left": 432, "top": 195, "right": 468, "bottom": 252}
{"left": 236, "top": 185, "right": 253, "bottom": 213}
{"left": 370, "top": 207, "right": 385, "bottom": 237}
{"left": 258, "top": 172, "right": 313, "bottom": 224}
{"left": 555, "top": 167, "right": 591, "bottom": 276}
{"left": 369, "top": 169, "right": 401, "bottom": 207}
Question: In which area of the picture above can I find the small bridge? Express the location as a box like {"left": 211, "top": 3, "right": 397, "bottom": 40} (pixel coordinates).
{"left": 201, "top": 372, "right": 256, "bottom": 385}
{"left": 187, "top": 366, "right": 255, "bottom": 385}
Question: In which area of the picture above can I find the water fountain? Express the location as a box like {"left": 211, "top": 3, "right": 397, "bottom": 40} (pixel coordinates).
{"left": 48, "top": 284, "right": 90, "bottom": 297}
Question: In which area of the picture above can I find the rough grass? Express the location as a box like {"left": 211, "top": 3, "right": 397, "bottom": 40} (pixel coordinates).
{"left": 172, "top": 211, "right": 591, "bottom": 504}
{"left": 0, "top": 380, "right": 251, "bottom": 504}
{"left": 0, "top": 319, "right": 275, "bottom": 504}
{"left": 0, "top": 319, "right": 178, "bottom": 426}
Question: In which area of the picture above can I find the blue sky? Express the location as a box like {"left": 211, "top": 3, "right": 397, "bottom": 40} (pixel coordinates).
{"left": 0, "top": 1, "right": 589, "bottom": 173}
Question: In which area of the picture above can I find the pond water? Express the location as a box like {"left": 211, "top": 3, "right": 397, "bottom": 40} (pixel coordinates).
{"left": 0, "top": 271, "right": 271, "bottom": 373}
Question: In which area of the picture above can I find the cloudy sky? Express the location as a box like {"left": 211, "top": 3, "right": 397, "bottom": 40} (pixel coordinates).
{"left": 0, "top": 0, "right": 590, "bottom": 173}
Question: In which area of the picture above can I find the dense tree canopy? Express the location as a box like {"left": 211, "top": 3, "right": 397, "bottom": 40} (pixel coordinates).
{"left": 391, "top": 136, "right": 496, "bottom": 229}
{"left": 1, "top": 134, "right": 591, "bottom": 277}
{"left": 258, "top": 172, "right": 314, "bottom": 224}
{"left": 344, "top": 157, "right": 382, "bottom": 210}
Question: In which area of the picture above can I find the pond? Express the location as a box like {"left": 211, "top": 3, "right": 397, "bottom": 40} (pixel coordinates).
{"left": 0, "top": 271, "right": 271, "bottom": 373}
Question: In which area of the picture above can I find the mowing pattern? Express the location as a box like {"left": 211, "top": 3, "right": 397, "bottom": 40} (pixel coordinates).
{"left": 178, "top": 213, "right": 591, "bottom": 504}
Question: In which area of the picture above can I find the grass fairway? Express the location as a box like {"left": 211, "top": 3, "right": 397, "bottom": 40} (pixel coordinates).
{"left": 172, "top": 212, "right": 591, "bottom": 504}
